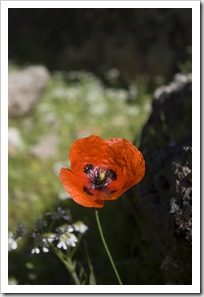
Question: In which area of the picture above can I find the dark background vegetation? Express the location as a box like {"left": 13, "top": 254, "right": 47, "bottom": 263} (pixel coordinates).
{"left": 9, "top": 8, "right": 192, "bottom": 86}
{"left": 8, "top": 8, "right": 192, "bottom": 285}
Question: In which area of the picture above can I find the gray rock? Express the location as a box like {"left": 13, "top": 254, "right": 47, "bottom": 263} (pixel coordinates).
{"left": 131, "top": 73, "right": 192, "bottom": 284}
{"left": 8, "top": 65, "right": 50, "bottom": 117}
{"left": 29, "top": 134, "right": 59, "bottom": 160}
{"left": 8, "top": 127, "right": 24, "bottom": 156}
{"left": 140, "top": 73, "right": 192, "bottom": 154}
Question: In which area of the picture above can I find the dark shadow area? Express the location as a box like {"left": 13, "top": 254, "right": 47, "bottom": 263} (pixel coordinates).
{"left": 8, "top": 8, "right": 192, "bottom": 86}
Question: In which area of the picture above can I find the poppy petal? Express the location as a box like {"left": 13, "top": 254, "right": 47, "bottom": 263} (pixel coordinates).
{"left": 104, "top": 137, "right": 145, "bottom": 188}
{"left": 60, "top": 168, "right": 104, "bottom": 208}
{"left": 69, "top": 135, "right": 108, "bottom": 173}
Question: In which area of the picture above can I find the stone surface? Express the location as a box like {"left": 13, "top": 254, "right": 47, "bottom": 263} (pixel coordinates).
{"left": 139, "top": 73, "right": 192, "bottom": 154}
{"left": 132, "top": 73, "right": 192, "bottom": 284}
{"left": 29, "top": 135, "right": 59, "bottom": 160}
{"left": 8, "top": 65, "right": 50, "bottom": 117}
{"left": 8, "top": 127, "right": 24, "bottom": 156}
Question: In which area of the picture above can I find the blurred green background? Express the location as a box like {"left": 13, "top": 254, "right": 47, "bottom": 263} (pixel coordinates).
{"left": 8, "top": 8, "right": 191, "bottom": 285}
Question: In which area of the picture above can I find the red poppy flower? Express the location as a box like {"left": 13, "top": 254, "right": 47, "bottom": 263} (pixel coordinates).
{"left": 60, "top": 135, "right": 145, "bottom": 208}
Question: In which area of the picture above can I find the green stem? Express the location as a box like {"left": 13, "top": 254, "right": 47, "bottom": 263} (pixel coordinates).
{"left": 95, "top": 210, "right": 123, "bottom": 285}
{"left": 83, "top": 239, "right": 97, "bottom": 285}
{"left": 69, "top": 233, "right": 82, "bottom": 258}
{"left": 49, "top": 242, "right": 81, "bottom": 285}
{"left": 64, "top": 258, "right": 81, "bottom": 286}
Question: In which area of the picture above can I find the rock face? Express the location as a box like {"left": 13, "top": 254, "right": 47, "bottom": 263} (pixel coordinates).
{"left": 29, "top": 134, "right": 59, "bottom": 160}
{"left": 8, "top": 127, "right": 24, "bottom": 156}
{"left": 8, "top": 66, "right": 50, "bottom": 117}
{"left": 136, "top": 73, "right": 192, "bottom": 284}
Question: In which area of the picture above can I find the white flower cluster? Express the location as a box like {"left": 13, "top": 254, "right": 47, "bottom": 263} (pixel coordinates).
{"left": 57, "top": 233, "right": 78, "bottom": 250}
{"left": 8, "top": 232, "right": 18, "bottom": 251}
{"left": 72, "top": 221, "right": 89, "bottom": 234}
{"left": 9, "top": 209, "right": 89, "bottom": 255}
{"left": 31, "top": 233, "right": 55, "bottom": 254}
{"left": 31, "top": 222, "right": 88, "bottom": 254}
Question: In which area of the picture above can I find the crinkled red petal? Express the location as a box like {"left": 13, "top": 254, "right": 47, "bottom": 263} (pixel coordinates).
{"left": 60, "top": 168, "right": 104, "bottom": 208}
{"left": 69, "top": 135, "right": 107, "bottom": 173}
{"left": 105, "top": 137, "right": 145, "bottom": 187}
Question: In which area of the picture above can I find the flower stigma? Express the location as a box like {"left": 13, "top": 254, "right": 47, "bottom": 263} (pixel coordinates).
{"left": 98, "top": 172, "right": 105, "bottom": 182}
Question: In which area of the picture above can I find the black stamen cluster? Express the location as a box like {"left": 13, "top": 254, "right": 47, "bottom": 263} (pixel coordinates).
{"left": 83, "top": 164, "right": 117, "bottom": 193}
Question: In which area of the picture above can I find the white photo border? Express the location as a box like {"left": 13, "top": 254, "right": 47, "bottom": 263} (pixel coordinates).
{"left": 1, "top": 0, "right": 200, "bottom": 294}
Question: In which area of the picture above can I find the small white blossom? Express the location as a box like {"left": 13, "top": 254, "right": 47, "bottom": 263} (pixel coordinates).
{"left": 57, "top": 239, "right": 67, "bottom": 250}
{"left": 57, "top": 233, "right": 78, "bottom": 250}
{"left": 57, "top": 224, "right": 74, "bottom": 233}
{"left": 39, "top": 234, "right": 55, "bottom": 253}
{"left": 31, "top": 247, "right": 40, "bottom": 254}
{"left": 73, "top": 221, "right": 89, "bottom": 234}
{"left": 67, "top": 226, "right": 74, "bottom": 233}
{"left": 8, "top": 232, "right": 18, "bottom": 251}
{"left": 42, "top": 247, "right": 49, "bottom": 253}
{"left": 31, "top": 233, "right": 55, "bottom": 254}
{"left": 45, "top": 233, "right": 56, "bottom": 243}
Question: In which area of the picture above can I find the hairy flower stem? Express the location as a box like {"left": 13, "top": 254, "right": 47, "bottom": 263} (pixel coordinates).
{"left": 95, "top": 210, "right": 123, "bottom": 285}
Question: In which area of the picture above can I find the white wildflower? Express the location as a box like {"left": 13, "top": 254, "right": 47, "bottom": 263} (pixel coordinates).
{"left": 73, "top": 221, "right": 89, "bottom": 234}
{"left": 42, "top": 247, "right": 49, "bottom": 253}
{"left": 45, "top": 233, "right": 56, "bottom": 243}
{"left": 57, "top": 233, "right": 78, "bottom": 250}
{"left": 31, "top": 247, "right": 40, "bottom": 254}
{"left": 58, "top": 224, "right": 74, "bottom": 233}
{"left": 8, "top": 232, "right": 18, "bottom": 251}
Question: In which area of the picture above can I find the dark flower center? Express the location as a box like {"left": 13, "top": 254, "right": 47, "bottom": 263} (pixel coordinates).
{"left": 83, "top": 164, "right": 117, "bottom": 196}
